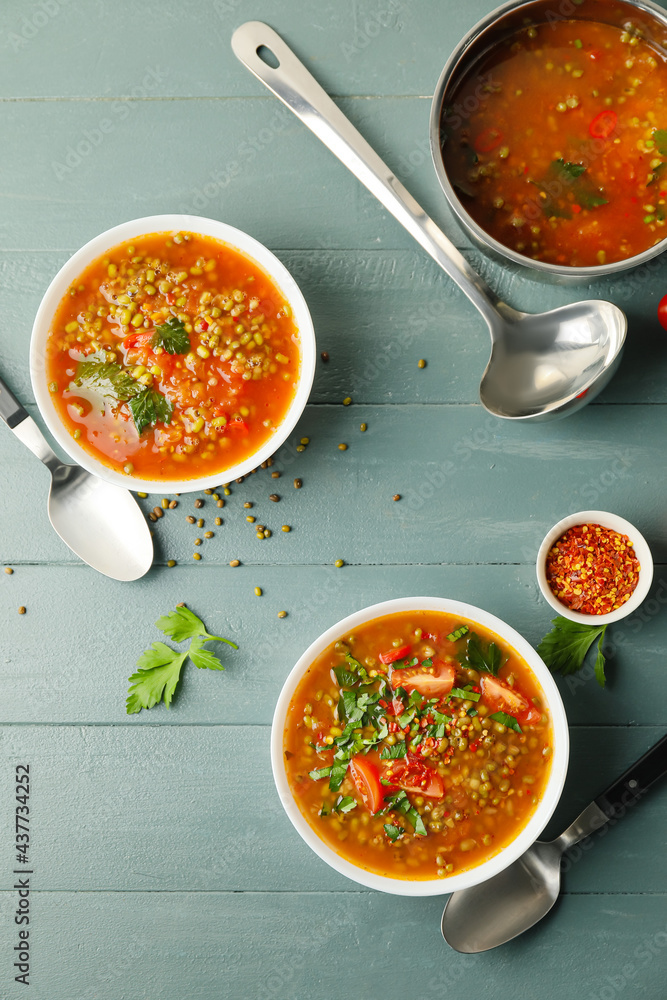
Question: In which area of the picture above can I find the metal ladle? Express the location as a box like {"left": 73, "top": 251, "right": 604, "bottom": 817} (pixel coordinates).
{"left": 442, "top": 730, "right": 667, "bottom": 953}
{"left": 0, "top": 376, "right": 153, "bottom": 581}
{"left": 232, "top": 22, "right": 627, "bottom": 420}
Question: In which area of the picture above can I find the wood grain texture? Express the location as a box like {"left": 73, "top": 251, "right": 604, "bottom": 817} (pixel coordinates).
{"left": 2, "top": 0, "right": 667, "bottom": 995}
{"left": 1, "top": 890, "right": 666, "bottom": 1000}
{"left": 0, "top": 724, "right": 664, "bottom": 894}
{"left": 1, "top": 564, "right": 666, "bottom": 727}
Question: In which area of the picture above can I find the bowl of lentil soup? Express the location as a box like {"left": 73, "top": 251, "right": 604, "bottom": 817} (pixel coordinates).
{"left": 430, "top": 0, "right": 667, "bottom": 280}
{"left": 30, "top": 215, "right": 315, "bottom": 493}
{"left": 537, "top": 510, "right": 653, "bottom": 624}
{"left": 273, "top": 598, "right": 568, "bottom": 896}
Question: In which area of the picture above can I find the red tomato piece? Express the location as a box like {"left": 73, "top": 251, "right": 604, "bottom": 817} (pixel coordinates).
{"left": 379, "top": 644, "right": 411, "bottom": 664}
{"left": 480, "top": 675, "right": 541, "bottom": 725}
{"left": 385, "top": 759, "right": 445, "bottom": 799}
{"left": 658, "top": 293, "right": 667, "bottom": 331}
{"left": 122, "top": 331, "right": 154, "bottom": 351}
{"left": 474, "top": 127, "right": 503, "bottom": 153}
{"left": 349, "top": 756, "right": 384, "bottom": 814}
{"left": 390, "top": 660, "right": 456, "bottom": 698}
{"left": 589, "top": 109, "right": 618, "bottom": 139}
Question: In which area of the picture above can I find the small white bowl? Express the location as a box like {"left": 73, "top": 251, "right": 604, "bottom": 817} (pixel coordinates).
{"left": 30, "top": 214, "right": 316, "bottom": 494}
{"left": 536, "top": 510, "right": 653, "bottom": 625}
{"left": 271, "top": 596, "right": 569, "bottom": 897}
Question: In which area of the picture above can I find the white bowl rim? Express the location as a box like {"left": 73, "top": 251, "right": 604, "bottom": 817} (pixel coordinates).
{"left": 536, "top": 510, "right": 654, "bottom": 625}
{"left": 271, "top": 595, "right": 569, "bottom": 896}
{"left": 30, "top": 214, "right": 316, "bottom": 494}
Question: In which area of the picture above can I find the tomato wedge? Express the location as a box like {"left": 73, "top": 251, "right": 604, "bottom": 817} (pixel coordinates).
{"left": 349, "top": 756, "right": 384, "bottom": 814}
{"left": 480, "top": 674, "right": 541, "bottom": 725}
{"left": 384, "top": 759, "right": 445, "bottom": 799}
{"left": 589, "top": 109, "right": 617, "bottom": 139}
{"left": 379, "top": 644, "right": 411, "bottom": 664}
{"left": 390, "top": 660, "right": 456, "bottom": 698}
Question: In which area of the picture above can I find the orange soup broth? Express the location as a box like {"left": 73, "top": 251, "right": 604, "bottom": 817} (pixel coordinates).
{"left": 283, "top": 611, "right": 554, "bottom": 881}
{"left": 45, "top": 231, "right": 300, "bottom": 481}
{"left": 441, "top": 19, "right": 667, "bottom": 266}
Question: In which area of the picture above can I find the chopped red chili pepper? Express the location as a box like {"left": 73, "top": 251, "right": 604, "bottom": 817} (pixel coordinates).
{"left": 545, "top": 522, "right": 640, "bottom": 615}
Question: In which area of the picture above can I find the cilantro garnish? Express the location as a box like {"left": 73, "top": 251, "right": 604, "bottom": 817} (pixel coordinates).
{"left": 384, "top": 823, "right": 404, "bottom": 842}
{"left": 328, "top": 760, "right": 349, "bottom": 792}
{"left": 126, "top": 605, "right": 237, "bottom": 714}
{"left": 384, "top": 790, "right": 427, "bottom": 836}
{"left": 489, "top": 711, "right": 522, "bottom": 734}
{"left": 448, "top": 687, "right": 481, "bottom": 702}
{"left": 309, "top": 766, "right": 332, "bottom": 781}
{"left": 537, "top": 616, "right": 608, "bottom": 687}
{"left": 151, "top": 316, "right": 190, "bottom": 354}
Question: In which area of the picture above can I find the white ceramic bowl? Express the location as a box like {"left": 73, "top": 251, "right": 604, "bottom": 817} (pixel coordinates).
{"left": 271, "top": 596, "right": 569, "bottom": 896}
{"left": 536, "top": 510, "right": 653, "bottom": 625}
{"left": 30, "top": 214, "right": 316, "bottom": 494}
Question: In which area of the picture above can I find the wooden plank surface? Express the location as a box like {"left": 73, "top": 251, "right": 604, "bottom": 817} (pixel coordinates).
{"left": 1, "top": 0, "right": 666, "bottom": 996}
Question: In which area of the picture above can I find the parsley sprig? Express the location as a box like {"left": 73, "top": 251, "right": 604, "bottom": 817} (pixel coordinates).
{"left": 74, "top": 352, "right": 173, "bottom": 435}
{"left": 537, "top": 616, "right": 608, "bottom": 688}
{"left": 151, "top": 316, "right": 190, "bottom": 354}
{"left": 126, "top": 606, "right": 237, "bottom": 714}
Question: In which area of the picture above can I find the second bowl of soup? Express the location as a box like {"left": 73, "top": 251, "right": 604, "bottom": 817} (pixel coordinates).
{"left": 272, "top": 597, "right": 569, "bottom": 896}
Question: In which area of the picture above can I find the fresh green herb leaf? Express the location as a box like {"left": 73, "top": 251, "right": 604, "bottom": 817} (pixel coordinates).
{"left": 533, "top": 159, "right": 607, "bottom": 219}
{"left": 648, "top": 162, "right": 667, "bottom": 186}
{"left": 319, "top": 802, "right": 329, "bottom": 817}
{"left": 345, "top": 653, "right": 370, "bottom": 683}
{"left": 334, "top": 665, "right": 359, "bottom": 687}
{"left": 128, "top": 387, "right": 173, "bottom": 436}
{"left": 384, "top": 790, "right": 428, "bottom": 836}
{"left": 309, "top": 766, "right": 332, "bottom": 781}
{"left": 449, "top": 687, "right": 481, "bottom": 702}
{"left": 74, "top": 353, "right": 140, "bottom": 402}
{"left": 384, "top": 823, "right": 404, "bottom": 842}
{"left": 537, "top": 616, "right": 608, "bottom": 687}
{"left": 464, "top": 634, "right": 503, "bottom": 676}
{"left": 489, "top": 711, "right": 522, "bottom": 733}
{"left": 126, "top": 606, "right": 237, "bottom": 713}
{"left": 653, "top": 129, "right": 667, "bottom": 157}
{"left": 380, "top": 743, "right": 408, "bottom": 760}
{"left": 555, "top": 158, "right": 586, "bottom": 179}
{"left": 156, "top": 605, "right": 236, "bottom": 645}
{"left": 398, "top": 708, "right": 416, "bottom": 728}
{"left": 151, "top": 316, "right": 190, "bottom": 354}
{"left": 126, "top": 642, "right": 188, "bottom": 714}
{"left": 329, "top": 760, "right": 348, "bottom": 792}
{"left": 467, "top": 707, "right": 478, "bottom": 718}
{"left": 420, "top": 657, "right": 433, "bottom": 668}
{"left": 334, "top": 795, "right": 357, "bottom": 814}
{"left": 408, "top": 689, "right": 424, "bottom": 707}
{"left": 408, "top": 808, "right": 427, "bottom": 836}
{"left": 446, "top": 625, "right": 469, "bottom": 642}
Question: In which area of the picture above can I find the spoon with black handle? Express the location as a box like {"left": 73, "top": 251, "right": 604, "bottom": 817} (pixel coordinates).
{"left": 0, "top": 375, "right": 153, "bottom": 581}
{"left": 442, "top": 730, "right": 667, "bottom": 953}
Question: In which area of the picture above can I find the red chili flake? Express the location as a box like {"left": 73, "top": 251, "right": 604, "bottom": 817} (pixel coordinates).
{"left": 545, "top": 522, "right": 640, "bottom": 615}
{"left": 472, "top": 685, "right": 481, "bottom": 694}
{"left": 378, "top": 699, "right": 387, "bottom": 708}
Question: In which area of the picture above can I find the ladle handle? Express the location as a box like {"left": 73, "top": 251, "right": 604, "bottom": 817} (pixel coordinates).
{"left": 231, "top": 21, "right": 504, "bottom": 327}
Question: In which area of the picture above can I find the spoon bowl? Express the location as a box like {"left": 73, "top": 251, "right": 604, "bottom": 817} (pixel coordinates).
{"left": 482, "top": 299, "right": 626, "bottom": 419}
{"left": 232, "top": 21, "right": 627, "bottom": 421}
{"left": 1, "top": 376, "right": 152, "bottom": 581}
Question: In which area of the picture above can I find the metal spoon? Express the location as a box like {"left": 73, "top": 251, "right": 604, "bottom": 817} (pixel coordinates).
{"left": 442, "top": 730, "right": 667, "bottom": 953}
{"left": 0, "top": 376, "right": 153, "bottom": 581}
{"left": 232, "top": 22, "right": 627, "bottom": 421}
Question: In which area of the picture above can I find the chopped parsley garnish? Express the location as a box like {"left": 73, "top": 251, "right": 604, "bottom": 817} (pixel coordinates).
{"left": 380, "top": 743, "right": 407, "bottom": 760}
{"left": 489, "top": 711, "right": 522, "bottom": 734}
{"left": 151, "top": 316, "right": 190, "bottom": 354}
{"left": 533, "top": 159, "right": 608, "bottom": 218}
{"left": 309, "top": 766, "right": 332, "bottom": 781}
{"left": 383, "top": 823, "right": 404, "bottom": 842}
{"left": 537, "top": 616, "right": 608, "bottom": 687}
{"left": 448, "top": 687, "right": 481, "bottom": 702}
{"left": 126, "top": 605, "right": 237, "bottom": 714}
{"left": 384, "top": 790, "right": 427, "bottom": 836}
{"left": 333, "top": 796, "right": 357, "bottom": 814}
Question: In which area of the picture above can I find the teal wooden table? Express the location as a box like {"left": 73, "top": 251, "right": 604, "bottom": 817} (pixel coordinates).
{"left": 2, "top": 1, "right": 667, "bottom": 997}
